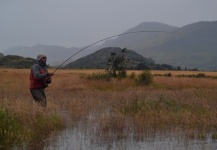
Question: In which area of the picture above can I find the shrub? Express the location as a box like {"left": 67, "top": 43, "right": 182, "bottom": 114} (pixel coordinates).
{"left": 196, "top": 73, "right": 206, "bottom": 78}
{"left": 117, "top": 70, "right": 127, "bottom": 79}
{"left": 129, "top": 72, "right": 136, "bottom": 79}
{"left": 135, "top": 70, "right": 153, "bottom": 86}
{"left": 86, "top": 72, "right": 112, "bottom": 81}
{"left": 164, "top": 72, "right": 172, "bottom": 77}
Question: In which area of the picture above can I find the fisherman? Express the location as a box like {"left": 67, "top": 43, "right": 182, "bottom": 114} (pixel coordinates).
{"left": 30, "top": 54, "right": 54, "bottom": 107}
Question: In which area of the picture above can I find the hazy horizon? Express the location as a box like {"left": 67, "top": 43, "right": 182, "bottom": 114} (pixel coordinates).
{"left": 1, "top": 0, "right": 217, "bottom": 52}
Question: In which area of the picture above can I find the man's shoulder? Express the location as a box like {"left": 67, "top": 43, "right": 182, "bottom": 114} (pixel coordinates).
{"left": 32, "top": 63, "right": 42, "bottom": 70}
{"left": 32, "top": 63, "right": 40, "bottom": 67}
{"left": 32, "top": 63, "right": 47, "bottom": 70}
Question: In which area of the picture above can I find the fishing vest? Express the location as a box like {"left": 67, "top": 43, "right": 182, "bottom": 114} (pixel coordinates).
{"left": 30, "top": 67, "right": 47, "bottom": 89}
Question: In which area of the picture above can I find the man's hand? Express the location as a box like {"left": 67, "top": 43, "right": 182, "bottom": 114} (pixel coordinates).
{"left": 47, "top": 73, "right": 54, "bottom": 76}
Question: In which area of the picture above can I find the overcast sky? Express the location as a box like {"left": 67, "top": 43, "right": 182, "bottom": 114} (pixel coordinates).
{"left": 1, "top": 0, "right": 217, "bottom": 52}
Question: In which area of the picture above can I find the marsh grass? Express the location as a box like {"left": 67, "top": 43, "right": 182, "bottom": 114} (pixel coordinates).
{"left": 0, "top": 107, "right": 21, "bottom": 148}
{"left": 1, "top": 69, "right": 217, "bottom": 148}
{"left": 119, "top": 95, "right": 216, "bottom": 129}
{"left": 0, "top": 98, "right": 64, "bottom": 149}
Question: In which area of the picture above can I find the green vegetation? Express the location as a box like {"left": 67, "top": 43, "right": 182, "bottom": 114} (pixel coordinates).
{"left": 106, "top": 48, "right": 128, "bottom": 78}
{"left": 120, "top": 95, "right": 208, "bottom": 117}
{"left": 0, "top": 107, "right": 21, "bottom": 148}
{"left": 82, "top": 72, "right": 112, "bottom": 81}
{"left": 82, "top": 70, "right": 154, "bottom": 87}
{"left": 0, "top": 106, "right": 64, "bottom": 149}
{"left": 118, "top": 94, "right": 217, "bottom": 139}
{"left": 135, "top": 70, "right": 153, "bottom": 86}
{"left": 176, "top": 73, "right": 207, "bottom": 78}
{"left": 0, "top": 55, "right": 36, "bottom": 68}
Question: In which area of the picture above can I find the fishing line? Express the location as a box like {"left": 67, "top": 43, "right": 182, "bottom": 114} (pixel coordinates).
{"left": 52, "top": 30, "right": 217, "bottom": 73}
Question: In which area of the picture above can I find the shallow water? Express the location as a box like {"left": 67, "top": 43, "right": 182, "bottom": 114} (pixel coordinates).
{"left": 41, "top": 109, "right": 217, "bottom": 150}
{"left": 44, "top": 125, "right": 217, "bottom": 150}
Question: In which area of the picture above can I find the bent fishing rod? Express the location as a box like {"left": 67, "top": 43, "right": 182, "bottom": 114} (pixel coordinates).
{"left": 52, "top": 30, "right": 217, "bottom": 74}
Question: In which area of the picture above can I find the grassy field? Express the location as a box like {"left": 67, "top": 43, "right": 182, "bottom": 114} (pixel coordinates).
{"left": 1, "top": 68, "right": 217, "bottom": 148}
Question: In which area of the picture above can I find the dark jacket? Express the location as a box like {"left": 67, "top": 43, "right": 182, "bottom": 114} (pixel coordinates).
{"left": 30, "top": 61, "right": 48, "bottom": 89}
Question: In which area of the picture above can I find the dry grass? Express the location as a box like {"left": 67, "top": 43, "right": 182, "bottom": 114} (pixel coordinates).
{"left": 154, "top": 76, "right": 217, "bottom": 88}
{"left": 0, "top": 69, "right": 64, "bottom": 148}
{"left": 1, "top": 68, "right": 217, "bottom": 148}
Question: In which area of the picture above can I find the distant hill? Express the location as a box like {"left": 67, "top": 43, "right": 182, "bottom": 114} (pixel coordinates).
{"left": 0, "top": 53, "right": 3, "bottom": 58}
{"left": 2, "top": 44, "right": 98, "bottom": 67}
{"left": 99, "top": 22, "right": 178, "bottom": 49}
{"left": 2, "top": 21, "right": 217, "bottom": 70}
{"left": 65, "top": 47, "right": 154, "bottom": 69}
{"left": 0, "top": 55, "right": 36, "bottom": 68}
{"left": 99, "top": 21, "right": 217, "bottom": 70}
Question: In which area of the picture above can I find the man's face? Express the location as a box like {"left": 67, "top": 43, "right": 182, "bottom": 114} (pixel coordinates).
{"left": 41, "top": 56, "right": 47, "bottom": 63}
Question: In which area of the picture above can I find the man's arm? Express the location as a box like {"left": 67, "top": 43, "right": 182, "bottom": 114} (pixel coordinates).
{"left": 32, "top": 64, "right": 47, "bottom": 79}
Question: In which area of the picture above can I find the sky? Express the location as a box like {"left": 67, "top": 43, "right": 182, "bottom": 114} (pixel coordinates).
{"left": 1, "top": 0, "right": 217, "bottom": 52}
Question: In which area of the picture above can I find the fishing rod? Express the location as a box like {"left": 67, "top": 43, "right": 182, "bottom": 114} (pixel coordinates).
{"left": 52, "top": 30, "right": 217, "bottom": 73}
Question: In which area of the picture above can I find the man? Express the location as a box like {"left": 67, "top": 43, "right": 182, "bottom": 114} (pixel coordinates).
{"left": 30, "top": 54, "right": 54, "bottom": 107}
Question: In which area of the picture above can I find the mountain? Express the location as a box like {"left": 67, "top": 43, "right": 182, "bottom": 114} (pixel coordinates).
{"left": 99, "top": 21, "right": 217, "bottom": 70}
{"left": 2, "top": 44, "right": 98, "bottom": 67}
{"left": 140, "top": 21, "right": 217, "bottom": 70}
{"left": 65, "top": 47, "right": 155, "bottom": 69}
{"left": 98, "top": 22, "right": 178, "bottom": 50}
{"left": 0, "top": 55, "right": 36, "bottom": 68}
{"left": 2, "top": 21, "right": 217, "bottom": 70}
